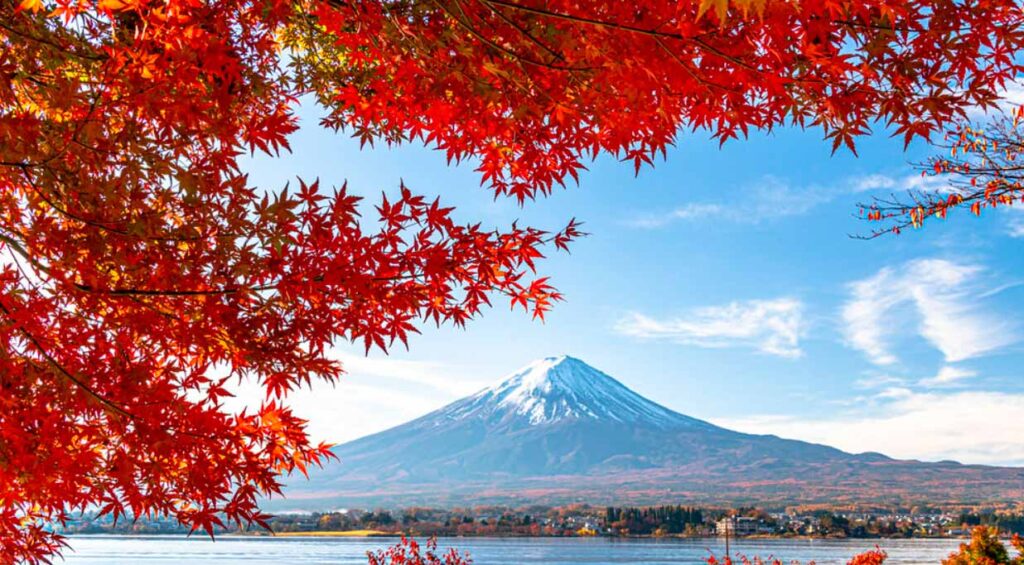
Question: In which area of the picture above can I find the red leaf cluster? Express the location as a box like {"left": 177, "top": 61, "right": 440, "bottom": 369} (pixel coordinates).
{"left": 848, "top": 548, "right": 889, "bottom": 565}
{"left": 305, "top": 0, "right": 1024, "bottom": 202}
{"left": 707, "top": 547, "right": 886, "bottom": 565}
{"left": 367, "top": 536, "right": 471, "bottom": 565}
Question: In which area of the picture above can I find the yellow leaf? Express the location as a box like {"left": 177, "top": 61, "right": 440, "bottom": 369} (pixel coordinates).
{"left": 696, "top": 0, "right": 730, "bottom": 21}
{"left": 99, "top": 0, "right": 128, "bottom": 11}
{"left": 698, "top": 0, "right": 768, "bottom": 20}
{"left": 16, "top": 0, "right": 44, "bottom": 12}
{"left": 715, "top": 0, "right": 729, "bottom": 21}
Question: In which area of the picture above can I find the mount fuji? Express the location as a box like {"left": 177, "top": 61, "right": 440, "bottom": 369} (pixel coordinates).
{"left": 280, "top": 356, "right": 1024, "bottom": 508}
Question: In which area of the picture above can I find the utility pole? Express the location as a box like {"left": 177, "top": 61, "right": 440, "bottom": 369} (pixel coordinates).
{"left": 725, "top": 514, "right": 731, "bottom": 559}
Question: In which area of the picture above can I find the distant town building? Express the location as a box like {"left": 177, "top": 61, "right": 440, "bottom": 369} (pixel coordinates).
{"left": 716, "top": 517, "right": 772, "bottom": 536}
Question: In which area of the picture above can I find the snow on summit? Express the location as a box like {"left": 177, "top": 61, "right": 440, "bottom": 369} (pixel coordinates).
{"left": 451, "top": 355, "right": 709, "bottom": 428}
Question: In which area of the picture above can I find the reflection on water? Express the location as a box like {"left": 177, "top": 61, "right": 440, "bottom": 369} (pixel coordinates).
{"left": 62, "top": 535, "right": 961, "bottom": 564}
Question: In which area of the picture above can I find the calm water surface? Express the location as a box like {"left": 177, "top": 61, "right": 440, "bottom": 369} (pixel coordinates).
{"left": 62, "top": 535, "right": 962, "bottom": 564}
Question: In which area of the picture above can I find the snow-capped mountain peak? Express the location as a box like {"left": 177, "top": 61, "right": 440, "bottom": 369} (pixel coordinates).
{"left": 487, "top": 355, "right": 588, "bottom": 397}
{"left": 448, "top": 355, "right": 711, "bottom": 428}
{"left": 290, "top": 355, "right": 1017, "bottom": 510}
{"left": 487, "top": 356, "right": 595, "bottom": 424}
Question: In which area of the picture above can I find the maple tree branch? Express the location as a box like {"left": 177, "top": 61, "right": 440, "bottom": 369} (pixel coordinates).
{"left": 476, "top": 0, "right": 766, "bottom": 75}
{"left": 479, "top": 0, "right": 687, "bottom": 40}
{"left": 19, "top": 166, "right": 134, "bottom": 233}
{"left": 72, "top": 282, "right": 276, "bottom": 296}
{"left": 5, "top": 247, "right": 45, "bottom": 295}
{"left": 470, "top": 0, "right": 568, "bottom": 64}
{"left": 3, "top": 73, "right": 108, "bottom": 174}
{"left": 430, "top": 0, "right": 589, "bottom": 72}
{"left": 481, "top": 1, "right": 968, "bottom": 40}
{"left": 12, "top": 160, "right": 242, "bottom": 243}
{"left": 0, "top": 17, "right": 108, "bottom": 62}
{"left": 69, "top": 271, "right": 423, "bottom": 297}
{"left": 0, "top": 230, "right": 50, "bottom": 277}
{"left": 854, "top": 181, "right": 1022, "bottom": 239}
{"left": 0, "top": 299, "right": 228, "bottom": 444}
{"left": 654, "top": 37, "right": 741, "bottom": 95}
{"left": 65, "top": 224, "right": 576, "bottom": 298}
{"left": 0, "top": 299, "right": 135, "bottom": 419}
{"left": 832, "top": 18, "right": 976, "bottom": 34}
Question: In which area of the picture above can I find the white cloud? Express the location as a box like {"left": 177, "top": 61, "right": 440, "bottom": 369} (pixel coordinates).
{"left": 918, "top": 365, "right": 978, "bottom": 388}
{"left": 850, "top": 174, "right": 897, "bottom": 192}
{"left": 998, "top": 80, "right": 1024, "bottom": 107}
{"left": 854, "top": 172, "right": 959, "bottom": 194}
{"left": 717, "top": 388, "right": 1024, "bottom": 466}
{"left": 853, "top": 374, "right": 906, "bottom": 390}
{"left": 917, "top": 366, "right": 978, "bottom": 388}
{"left": 223, "top": 352, "right": 487, "bottom": 444}
{"left": 966, "top": 78, "right": 1024, "bottom": 119}
{"left": 626, "top": 173, "right": 959, "bottom": 230}
{"left": 875, "top": 386, "right": 914, "bottom": 400}
{"left": 841, "top": 259, "right": 1016, "bottom": 366}
{"left": 333, "top": 352, "right": 484, "bottom": 396}
{"left": 626, "top": 203, "right": 726, "bottom": 228}
{"left": 615, "top": 298, "right": 805, "bottom": 358}
{"left": 842, "top": 271, "right": 905, "bottom": 366}
{"left": 1002, "top": 206, "right": 1024, "bottom": 238}
{"left": 625, "top": 176, "right": 825, "bottom": 228}
{"left": 902, "top": 173, "right": 959, "bottom": 194}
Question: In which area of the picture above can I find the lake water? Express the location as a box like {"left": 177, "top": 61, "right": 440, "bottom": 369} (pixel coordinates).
{"left": 61, "top": 535, "right": 963, "bottom": 564}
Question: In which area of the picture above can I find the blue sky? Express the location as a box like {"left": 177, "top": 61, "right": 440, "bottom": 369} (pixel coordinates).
{"left": 238, "top": 96, "right": 1024, "bottom": 467}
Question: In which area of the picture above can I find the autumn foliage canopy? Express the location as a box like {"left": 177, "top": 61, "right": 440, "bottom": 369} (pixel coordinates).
{"left": 2, "top": 0, "right": 1023, "bottom": 561}
{"left": 942, "top": 526, "right": 1024, "bottom": 565}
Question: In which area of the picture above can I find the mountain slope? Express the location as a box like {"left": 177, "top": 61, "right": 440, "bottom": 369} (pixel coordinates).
{"left": 280, "top": 356, "right": 1024, "bottom": 508}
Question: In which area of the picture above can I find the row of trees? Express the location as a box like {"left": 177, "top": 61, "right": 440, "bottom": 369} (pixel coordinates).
{"left": 957, "top": 514, "right": 1024, "bottom": 535}
{"left": 269, "top": 508, "right": 564, "bottom": 537}
{"left": 605, "top": 505, "right": 705, "bottom": 535}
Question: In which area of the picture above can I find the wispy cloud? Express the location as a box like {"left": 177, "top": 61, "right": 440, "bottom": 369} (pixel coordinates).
{"left": 841, "top": 259, "right": 1016, "bottom": 366}
{"left": 334, "top": 352, "right": 484, "bottom": 396}
{"left": 624, "top": 176, "right": 828, "bottom": 228}
{"left": 615, "top": 298, "right": 805, "bottom": 358}
{"left": 224, "top": 352, "right": 486, "bottom": 444}
{"left": 849, "top": 174, "right": 897, "bottom": 192}
{"left": 918, "top": 365, "right": 978, "bottom": 388}
{"left": 853, "top": 374, "right": 907, "bottom": 390}
{"left": 626, "top": 203, "right": 727, "bottom": 229}
{"left": 626, "top": 173, "right": 956, "bottom": 229}
{"left": 1001, "top": 206, "right": 1024, "bottom": 238}
{"left": 716, "top": 388, "right": 1024, "bottom": 466}
{"left": 966, "top": 78, "right": 1024, "bottom": 119}
{"left": 850, "top": 172, "right": 956, "bottom": 194}
{"left": 900, "top": 173, "right": 957, "bottom": 193}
